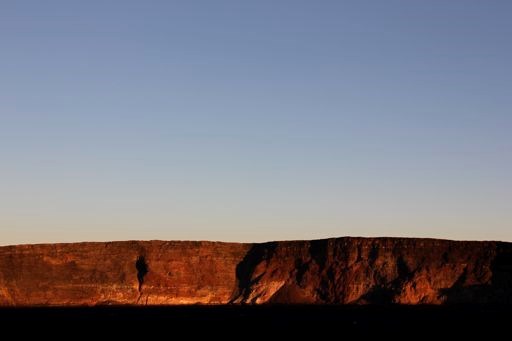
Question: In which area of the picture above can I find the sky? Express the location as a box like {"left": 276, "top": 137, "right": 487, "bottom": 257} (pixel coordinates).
{"left": 0, "top": 1, "right": 511, "bottom": 245}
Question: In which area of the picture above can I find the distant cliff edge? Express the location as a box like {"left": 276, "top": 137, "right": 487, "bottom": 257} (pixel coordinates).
{"left": 0, "top": 237, "right": 511, "bottom": 306}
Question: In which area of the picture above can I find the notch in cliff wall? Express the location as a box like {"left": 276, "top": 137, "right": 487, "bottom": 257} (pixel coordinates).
{"left": 135, "top": 256, "right": 148, "bottom": 293}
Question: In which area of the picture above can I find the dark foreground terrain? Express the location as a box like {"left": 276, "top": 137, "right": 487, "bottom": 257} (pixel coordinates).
{"left": 2, "top": 305, "right": 510, "bottom": 337}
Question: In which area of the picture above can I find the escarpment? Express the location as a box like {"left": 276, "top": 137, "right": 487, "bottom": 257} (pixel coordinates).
{"left": 0, "top": 238, "right": 510, "bottom": 306}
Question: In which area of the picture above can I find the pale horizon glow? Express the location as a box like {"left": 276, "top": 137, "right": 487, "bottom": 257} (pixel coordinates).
{"left": 1, "top": 1, "right": 511, "bottom": 245}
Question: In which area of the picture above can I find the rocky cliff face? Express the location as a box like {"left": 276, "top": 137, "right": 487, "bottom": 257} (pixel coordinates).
{"left": 0, "top": 238, "right": 511, "bottom": 306}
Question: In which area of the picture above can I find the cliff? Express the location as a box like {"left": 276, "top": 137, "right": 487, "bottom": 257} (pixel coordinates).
{"left": 0, "top": 237, "right": 511, "bottom": 306}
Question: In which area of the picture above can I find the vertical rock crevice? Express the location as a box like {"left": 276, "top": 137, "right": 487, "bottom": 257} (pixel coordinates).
{"left": 135, "top": 256, "right": 148, "bottom": 294}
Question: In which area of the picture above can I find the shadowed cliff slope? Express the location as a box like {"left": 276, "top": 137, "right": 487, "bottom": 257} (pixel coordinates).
{"left": 0, "top": 237, "right": 511, "bottom": 306}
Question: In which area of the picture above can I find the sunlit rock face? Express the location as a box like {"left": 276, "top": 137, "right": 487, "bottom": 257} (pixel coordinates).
{"left": 0, "top": 241, "right": 249, "bottom": 306}
{"left": 0, "top": 238, "right": 511, "bottom": 306}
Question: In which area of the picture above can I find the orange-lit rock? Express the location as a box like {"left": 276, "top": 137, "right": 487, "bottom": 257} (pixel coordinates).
{"left": 0, "top": 238, "right": 510, "bottom": 306}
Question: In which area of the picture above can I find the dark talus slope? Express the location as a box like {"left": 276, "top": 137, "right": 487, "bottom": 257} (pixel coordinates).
{"left": 0, "top": 238, "right": 510, "bottom": 306}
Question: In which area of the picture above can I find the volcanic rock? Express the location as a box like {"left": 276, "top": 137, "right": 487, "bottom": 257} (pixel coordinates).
{"left": 0, "top": 237, "right": 511, "bottom": 306}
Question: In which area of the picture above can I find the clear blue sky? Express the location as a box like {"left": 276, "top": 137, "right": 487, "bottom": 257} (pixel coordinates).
{"left": 1, "top": 1, "right": 511, "bottom": 245}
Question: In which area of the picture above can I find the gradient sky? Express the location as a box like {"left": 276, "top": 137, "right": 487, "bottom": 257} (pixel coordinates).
{"left": 1, "top": 1, "right": 511, "bottom": 245}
